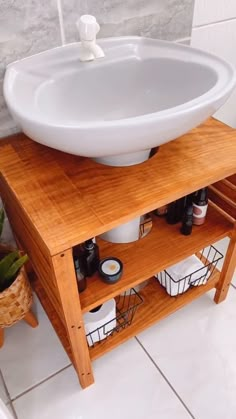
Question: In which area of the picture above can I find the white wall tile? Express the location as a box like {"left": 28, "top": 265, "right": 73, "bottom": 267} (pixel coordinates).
{"left": 0, "top": 0, "right": 61, "bottom": 139}
{"left": 61, "top": 0, "right": 195, "bottom": 43}
{"left": 191, "top": 19, "right": 236, "bottom": 128}
{"left": 193, "top": 0, "right": 236, "bottom": 27}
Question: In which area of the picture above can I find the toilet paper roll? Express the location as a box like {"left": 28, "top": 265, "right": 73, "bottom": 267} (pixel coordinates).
{"left": 83, "top": 298, "right": 116, "bottom": 347}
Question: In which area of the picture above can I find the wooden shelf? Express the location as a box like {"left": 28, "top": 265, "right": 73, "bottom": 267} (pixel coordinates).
{"left": 80, "top": 204, "right": 233, "bottom": 313}
{"left": 32, "top": 268, "right": 220, "bottom": 362}
{"left": 89, "top": 273, "right": 220, "bottom": 360}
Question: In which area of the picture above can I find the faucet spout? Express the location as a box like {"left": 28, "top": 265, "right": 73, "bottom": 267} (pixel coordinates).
{"left": 77, "top": 15, "right": 105, "bottom": 62}
{"left": 80, "top": 40, "right": 105, "bottom": 61}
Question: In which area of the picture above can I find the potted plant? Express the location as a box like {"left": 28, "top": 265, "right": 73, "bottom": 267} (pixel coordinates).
{"left": 0, "top": 207, "right": 37, "bottom": 347}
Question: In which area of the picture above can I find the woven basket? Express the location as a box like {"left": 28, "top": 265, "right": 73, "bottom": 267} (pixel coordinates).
{"left": 0, "top": 267, "right": 33, "bottom": 328}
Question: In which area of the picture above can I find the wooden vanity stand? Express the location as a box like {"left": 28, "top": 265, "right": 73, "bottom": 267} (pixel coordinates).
{"left": 0, "top": 118, "right": 236, "bottom": 389}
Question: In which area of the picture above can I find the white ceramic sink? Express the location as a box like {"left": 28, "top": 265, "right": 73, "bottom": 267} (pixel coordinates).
{"left": 4, "top": 37, "right": 236, "bottom": 166}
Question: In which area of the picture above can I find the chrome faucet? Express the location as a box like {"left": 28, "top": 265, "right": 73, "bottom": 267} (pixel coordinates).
{"left": 77, "top": 15, "right": 105, "bottom": 62}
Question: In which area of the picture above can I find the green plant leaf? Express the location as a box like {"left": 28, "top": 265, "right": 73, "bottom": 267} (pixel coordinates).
{"left": 4, "top": 254, "right": 29, "bottom": 282}
{"left": 0, "top": 251, "right": 19, "bottom": 279}
{"left": 0, "top": 208, "right": 5, "bottom": 238}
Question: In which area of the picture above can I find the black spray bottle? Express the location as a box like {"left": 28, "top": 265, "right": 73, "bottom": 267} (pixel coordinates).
{"left": 81, "top": 238, "right": 100, "bottom": 277}
{"left": 72, "top": 246, "right": 87, "bottom": 293}
{"left": 167, "top": 197, "right": 186, "bottom": 224}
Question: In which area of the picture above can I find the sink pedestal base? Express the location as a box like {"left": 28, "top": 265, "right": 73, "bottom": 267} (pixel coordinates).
{"left": 93, "top": 149, "right": 151, "bottom": 167}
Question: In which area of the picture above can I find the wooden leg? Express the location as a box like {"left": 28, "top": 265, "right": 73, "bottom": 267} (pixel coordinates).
{"left": 214, "top": 228, "right": 236, "bottom": 304}
{"left": 0, "top": 328, "right": 4, "bottom": 348}
{"left": 51, "top": 250, "right": 94, "bottom": 389}
{"left": 24, "top": 310, "right": 39, "bottom": 328}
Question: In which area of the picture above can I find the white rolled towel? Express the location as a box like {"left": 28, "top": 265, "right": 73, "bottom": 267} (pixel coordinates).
{"left": 83, "top": 299, "right": 116, "bottom": 347}
{"left": 156, "top": 255, "right": 210, "bottom": 296}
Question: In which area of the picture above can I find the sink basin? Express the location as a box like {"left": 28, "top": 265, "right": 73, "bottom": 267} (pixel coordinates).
{"left": 4, "top": 37, "right": 236, "bottom": 166}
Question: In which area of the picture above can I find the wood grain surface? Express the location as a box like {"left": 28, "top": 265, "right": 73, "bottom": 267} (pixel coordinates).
{"left": 0, "top": 118, "right": 235, "bottom": 255}
{"left": 89, "top": 273, "right": 220, "bottom": 360}
{"left": 0, "top": 117, "right": 235, "bottom": 388}
{"left": 80, "top": 204, "right": 233, "bottom": 312}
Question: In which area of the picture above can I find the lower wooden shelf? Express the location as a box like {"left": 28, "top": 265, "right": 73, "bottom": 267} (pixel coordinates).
{"left": 80, "top": 204, "right": 232, "bottom": 313}
{"left": 32, "top": 269, "right": 220, "bottom": 363}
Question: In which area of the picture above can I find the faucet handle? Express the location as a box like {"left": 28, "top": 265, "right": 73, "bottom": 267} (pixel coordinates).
{"left": 77, "top": 15, "right": 100, "bottom": 41}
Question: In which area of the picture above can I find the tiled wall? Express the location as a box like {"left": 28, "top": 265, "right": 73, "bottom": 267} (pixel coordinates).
{"left": 0, "top": 0, "right": 195, "bottom": 139}
{"left": 191, "top": 0, "right": 236, "bottom": 127}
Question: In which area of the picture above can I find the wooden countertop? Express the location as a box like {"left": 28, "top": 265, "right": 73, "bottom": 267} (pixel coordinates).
{"left": 0, "top": 118, "right": 235, "bottom": 255}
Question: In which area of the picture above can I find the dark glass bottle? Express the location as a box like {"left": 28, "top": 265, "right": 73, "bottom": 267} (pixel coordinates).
{"left": 81, "top": 239, "right": 100, "bottom": 277}
{"left": 186, "top": 192, "right": 196, "bottom": 206}
{"left": 193, "top": 188, "right": 208, "bottom": 226}
{"left": 181, "top": 204, "right": 193, "bottom": 236}
{"left": 167, "top": 197, "right": 186, "bottom": 224}
{"left": 72, "top": 246, "right": 87, "bottom": 292}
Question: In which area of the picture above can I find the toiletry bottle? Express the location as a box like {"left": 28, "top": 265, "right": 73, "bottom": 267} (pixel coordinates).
{"left": 193, "top": 188, "right": 208, "bottom": 226}
{"left": 81, "top": 238, "right": 100, "bottom": 277}
{"left": 166, "top": 201, "right": 176, "bottom": 224}
{"left": 167, "top": 197, "right": 186, "bottom": 224}
{"left": 181, "top": 203, "right": 193, "bottom": 235}
{"left": 72, "top": 246, "right": 87, "bottom": 292}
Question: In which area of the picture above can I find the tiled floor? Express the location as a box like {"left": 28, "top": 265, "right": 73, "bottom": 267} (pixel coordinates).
{"left": 0, "top": 237, "right": 236, "bottom": 419}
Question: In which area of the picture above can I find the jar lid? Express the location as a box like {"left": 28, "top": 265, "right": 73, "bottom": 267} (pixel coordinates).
{"left": 99, "top": 257, "right": 123, "bottom": 284}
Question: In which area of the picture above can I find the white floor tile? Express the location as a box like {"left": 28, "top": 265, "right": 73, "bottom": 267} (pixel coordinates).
{"left": 0, "top": 372, "right": 9, "bottom": 404}
{"left": 0, "top": 295, "right": 70, "bottom": 399}
{"left": 232, "top": 272, "right": 236, "bottom": 287}
{"left": 138, "top": 287, "right": 236, "bottom": 419}
{"left": 6, "top": 403, "right": 16, "bottom": 419}
{"left": 13, "top": 339, "right": 192, "bottom": 419}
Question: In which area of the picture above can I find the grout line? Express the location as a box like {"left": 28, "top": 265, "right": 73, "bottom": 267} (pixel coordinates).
{"left": 7, "top": 401, "right": 18, "bottom": 419}
{"left": 11, "top": 363, "right": 72, "bottom": 402}
{"left": 0, "top": 370, "right": 17, "bottom": 418}
{"left": 174, "top": 37, "right": 191, "bottom": 43}
{"left": 135, "top": 337, "right": 196, "bottom": 419}
{"left": 0, "top": 369, "right": 11, "bottom": 404}
{"left": 56, "top": 0, "right": 66, "bottom": 45}
{"left": 230, "top": 283, "right": 236, "bottom": 290}
{"left": 193, "top": 16, "right": 236, "bottom": 29}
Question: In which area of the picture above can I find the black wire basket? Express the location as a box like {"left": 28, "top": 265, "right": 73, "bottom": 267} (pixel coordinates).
{"left": 86, "top": 288, "right": 143, "bottom": 347}
{"left": 155, "top": 245, "right": 223, "bottom": 297}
